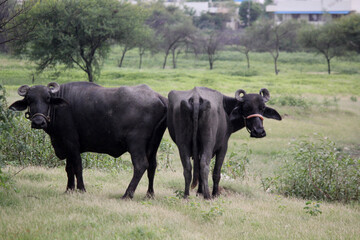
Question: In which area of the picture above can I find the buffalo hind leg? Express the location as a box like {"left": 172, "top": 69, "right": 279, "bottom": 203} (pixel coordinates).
{"left": 200, "top": 152, "right": 212, "bottom": 199}
{"left": 212, "top": 149, "right": 227, "bottom": 197}
{"left": 122, "top": 151, "right": 149, "bottom": 199}
{"left": 179, "top": 149, "right": 192, "bottom": 198}
{"left": 146, "top": 153, "right": 157, "bottom": 198}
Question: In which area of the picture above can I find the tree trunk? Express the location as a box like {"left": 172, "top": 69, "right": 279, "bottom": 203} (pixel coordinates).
{"left": 163, "top": 49, "right": 170, "bottom": 69}
{"left": 86, "top": 69, "right": 93, "bottom": 82}
{"left": 208, "top": 54, "right": 213, "bottom": 70}
{"left": 118, "top": 47, "right": 128, "bottom": 68}
{"left": 172, "top": 48, "right": 176, "bottom": 69}
{"left": 327, "top": 57, "right": 331, "bottom": 74}
{"left": 139, "top": 53, "right": 143, "bottom": 69}
{"left": 85, "top": 62, "right": 93, "bottom": 82}
{"left": 274, "top": 56, "right": 278, "bottom": 75}
{"left": 245, "top": 52, "right": 250, "bottom": 69}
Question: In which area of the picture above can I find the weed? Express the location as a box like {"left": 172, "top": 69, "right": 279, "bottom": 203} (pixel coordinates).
{"left": 304, "top": 201, "right": 322, "bottom": 216}
{"left": 219, "top": 143, "right": 251, "bottom": 180}
{"left": 201, "top": 204, "right": 224, "bottom": 222}
{"left": 174, "top": 189, "right": 185, "bottom": 199}
{"left": 350, "top": 96, "right": 357, "bottom": 102}
{"left": 158, "top": 139, "right": 176, "bottom": 172}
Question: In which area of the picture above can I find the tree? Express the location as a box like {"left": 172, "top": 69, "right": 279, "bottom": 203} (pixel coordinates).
{"left": 299, "top": 23, "right": 345, "bottom": 74}
{"left": 12, "top": 0, "right": 143, "bottom": 82}
{"left": 147, "top": 6, "right": 195, "bottom": 69}
{"left": 194, "top": 30, "right": 226, "bottom": 70}
{"left": 238, "top": 1, "right": 262, "bottom": 27}
{"left": 336, "top": 14, "right": 360, "bottom": 53}
{"left": 137, "top": 27, "right": 157, "bottom": 69}
{"left": 229, "top": 29, "right": 255, "bottom": 69}
{"left": 116, "top": 5, "right": 149, "bottom": 68}
{"left": 251, "top": 19, "right": 301, "bottom": 75}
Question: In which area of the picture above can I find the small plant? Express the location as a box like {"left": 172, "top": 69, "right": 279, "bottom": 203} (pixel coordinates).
{"left": 304, "top": 201, "right": 322, "bottom": 216}
{"left": 220, "top": 143, "right": 251, "bottom": 180}
{"left": 202, "top": 204, "right": 224, "bottom": 222}
{"left": 174, "top": 189, "right": 185, "bottom": 199}
{"left": 157, "top": 139, "right": 176, "bottom": 172}
{"left": 350, "top": 96, "right": 357, "bottom": 102}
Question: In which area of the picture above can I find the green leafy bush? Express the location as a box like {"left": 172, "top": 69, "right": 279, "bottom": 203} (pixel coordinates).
{"left": 1, "top": 118, "right": 61, "bottom": 167}
{"left": 0, "top": 84, "right": 16, "bottom": 188}
{"left": 262, "top": 138, "right": 360, "bottom": 203}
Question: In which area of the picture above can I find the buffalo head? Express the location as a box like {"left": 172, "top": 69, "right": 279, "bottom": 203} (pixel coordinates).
{"left": 233, "top": 88, "right": 281, "bottom": 138}
{"left": 9, "top": 82, "right": 67, "bottom": 129}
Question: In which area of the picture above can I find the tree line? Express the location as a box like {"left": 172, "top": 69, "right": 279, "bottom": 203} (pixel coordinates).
{"left": 1, "top": 0, "right": 359, "bottom": 81}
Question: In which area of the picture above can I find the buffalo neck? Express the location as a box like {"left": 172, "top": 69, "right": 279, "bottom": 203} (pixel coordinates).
{"left": 223, "top": 95, "right": 245, "bottom": 133}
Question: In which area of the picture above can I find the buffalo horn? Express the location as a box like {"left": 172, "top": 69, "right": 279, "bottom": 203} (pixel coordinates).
{"left": 47, "top": 82, "right": 60, "bottom": 94}
{"left": 18, "top": 85, "right": 30, "bottom": 96}
{"left": 260, "top": 88, "right": 270, "bottom": 103}
{"left": 235, "top": 89, "right": 246, "bottom": 102}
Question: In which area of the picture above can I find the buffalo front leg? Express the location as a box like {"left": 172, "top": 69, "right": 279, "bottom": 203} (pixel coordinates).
{"left": 66, "top": 152, "right": 86, "bottom": 192}
{"left": 122, "top": 151, "right": 149, "bottom": 199}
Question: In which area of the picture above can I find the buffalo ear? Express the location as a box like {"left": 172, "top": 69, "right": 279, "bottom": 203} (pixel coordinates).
{"left": 50, "top": 97, "right": 68, "bottom": 107}
{"left": 9, "top": 99, "right": 28, "bottom": 111}
{"left": 264, "top": 107, "right": 282, "bottom": 120}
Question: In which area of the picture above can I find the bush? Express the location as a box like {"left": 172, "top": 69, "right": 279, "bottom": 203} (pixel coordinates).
{"left": 1, "top": 117, "right": 61, "bottom": 167}
{"left": 262, "top": 138, "right": 360, "bottom": 203}
{"left": 0, "top": 84, "right": 15, "bottom": 188}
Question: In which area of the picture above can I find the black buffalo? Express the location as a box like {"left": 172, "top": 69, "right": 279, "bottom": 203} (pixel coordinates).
{"left": 167, "top": 87, "right": 281, "bottom": 199}
{"left": 9, "top": 81, "right": 167, "bottom": 198}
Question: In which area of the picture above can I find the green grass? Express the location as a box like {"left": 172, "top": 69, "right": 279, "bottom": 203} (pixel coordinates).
{"left": 1, "top": 48, "right": 360, "bottom": 239}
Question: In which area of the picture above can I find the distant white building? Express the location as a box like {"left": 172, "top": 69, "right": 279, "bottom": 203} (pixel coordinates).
{"left": 266, "top": 0, "right": 360, "bottom": 24}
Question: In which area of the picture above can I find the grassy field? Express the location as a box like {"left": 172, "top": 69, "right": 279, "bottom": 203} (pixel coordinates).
{"left": 1, "top": 48, "right": 360, "bottom": 239}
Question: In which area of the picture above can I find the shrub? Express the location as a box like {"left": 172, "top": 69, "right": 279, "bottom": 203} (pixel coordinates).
{"left": 1, "top": 117, "right": 61, "bottom": 167}
{"left": 0, "top": 84, "right": 17, "bottom": 188}
{"left": 262, "top": 138, "right": 360, "bottom": 203}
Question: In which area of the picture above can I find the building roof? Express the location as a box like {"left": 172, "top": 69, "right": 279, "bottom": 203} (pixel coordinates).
{"left": 266, "top": 0, "right": 360, "bottom": 14}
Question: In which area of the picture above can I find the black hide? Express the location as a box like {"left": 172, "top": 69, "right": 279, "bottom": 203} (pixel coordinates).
{"left": 10, "top": 82, "right": 168, "bottom": 198}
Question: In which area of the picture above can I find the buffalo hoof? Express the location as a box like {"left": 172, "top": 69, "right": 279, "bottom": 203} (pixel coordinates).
{"left": 145, "top": 192, "right": 155, "bottom": 199}
{"left": 121, "top": 193, "right": 134, "bottom": 200}
{"left": 77, "top": 187, "right": 86, "bottom": 192}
